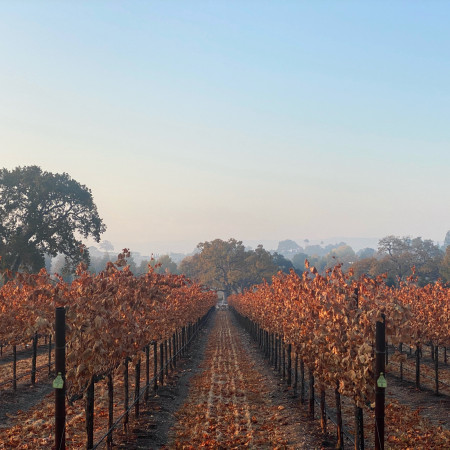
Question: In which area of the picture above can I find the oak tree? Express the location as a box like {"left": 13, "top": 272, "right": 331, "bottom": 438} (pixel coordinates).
{"left": 0, "top": 166, "right": 106, "bottom": 273}
{"left": 179, "top": 238, "right": 278, "bottom": 296}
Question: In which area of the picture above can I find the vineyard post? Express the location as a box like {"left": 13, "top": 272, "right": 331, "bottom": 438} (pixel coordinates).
{"left": 262, "top": 328, "right": 265, "bottom": 353}
{"left": 399, "top": 343, "right": 403, "bottom": 381}
{"left": 263, "top": 330, "right": 269, "bottom": 358}
{"left": 278, "top": 337, "right": 282, "bottom": 373}
{"left": 172, "top": 333, "right": 177, "bottom": 369}
{"left": 31, "top": 331, "right": 38, "bottom": 385}
{"left": 124, "top": 358, "right": 129, "bottom": 431}
{"left": 54, "top": 306, "right": 66, "bottom": 450}
{"left": 48, "top": 334, "right": 52, "bottom": 376}
{"left": 445, "top": 347, "right": 447, "bottom": 365}
{"left": 169, "top": 336, "right": 173, "bottom": 371}
{"left": 107, "top": 373, "right": 114, "bottom": 450}
{"left": 153, "top": 341, "right": 158, "bottom": 392}
{"left": 273, "top": 334, "right": 277, "bottom": 367}
{"left": 261, "top": 328, "right": 266, "bottom": 356}
{"left": 293, "top": 353, "right": 298, "bottom": 396}
{"left": 353, "top": 287, "right": 364, "bottom": 450}
{"left": 385, "top": 339, "right": 388, "bottom": 365}
{"left": 271, "top": 333, "right": 275, "bottom": 366}
{"left": 86, "top": 379, "right": 95, "bottom": 449}
{"left": 300, "top": 358, "right": 305, "bottom": 404}
{"left": 263, "top": 329, "right": 266, "bottom": 356}
{"left": 274, "top": 335, "right": 278, "bottom": 370}
{"left": 434, "top": 345, "right": 439, "bottom": 396}
{"left": 375, "top": 314, "right": 386, "bottom": 450}
{"left": 354, "top": 405, "right": 364, "bottom": 450}
{"left": 320, "top": 387, "right": 326, "bottom": 433}
{"left": 135, "top": 359, "right": 141, "bottom": 418}
{"left": 268, "top": 332, "right": 272, "bottom": 364}
{"left": 145, "top": 346, "right": 150, "bottom": 401}
{"left": 335, "top": 381, "right": 344, "bottom": 449}
{"left": 159, "top": 342, "right": 164, "bottom": 386}
{"left": 12, "top": 344, "right": 17, "bottom": 390}
{"left": 282, "top": 340, "right": 286, "bottom": 379}
{"left": 415, "top": 344, "right": 420, "bottom": 389}
{"left": 165, "top": 339, "right": 169, "bottom": 377}
{"left": 287, "top": 343, "right": 292, "bottom": 386}
{"left": 308, "top": 368, "right": 314, "bottom": 419}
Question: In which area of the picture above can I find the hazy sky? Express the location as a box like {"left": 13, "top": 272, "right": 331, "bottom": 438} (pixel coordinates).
{"left": 1, "top": 1, "right": 449, "bottom": 254}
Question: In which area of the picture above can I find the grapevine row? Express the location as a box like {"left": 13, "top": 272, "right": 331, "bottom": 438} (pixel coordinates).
{"left": 0, "top": 250, "right": 216, "bottom": 397}
{"left": 228, "top": 263, "right": 450, "bottom": 447}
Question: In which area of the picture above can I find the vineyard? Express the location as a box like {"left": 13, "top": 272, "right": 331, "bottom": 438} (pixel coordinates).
{"left": 229, "top": 263, "right": 450, "bottom": 448}
{"left": 0, "top": 257, "right": 449, "bottom": 448}
{"left": 0, "top": 251, "right": 216, "bottom": 448}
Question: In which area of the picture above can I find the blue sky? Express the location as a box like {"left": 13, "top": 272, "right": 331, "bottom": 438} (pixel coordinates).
{"left": 1, "top": 1, "right": 449, "bottom": 254}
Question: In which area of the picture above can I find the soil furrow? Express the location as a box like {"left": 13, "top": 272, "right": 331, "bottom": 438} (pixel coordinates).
{"left": 168, "top": 310, "right": 323, "bottom": 449}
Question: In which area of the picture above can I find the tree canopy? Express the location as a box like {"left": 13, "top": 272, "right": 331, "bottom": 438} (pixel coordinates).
{"left": 179, "top": 238, "right": 278, "bottom": 296}
{"left": 377, "top": 235, "right": 443, "bottom": 285}
{"left": 0, "top": 166, "right": 106, "bottom": 273}
{"left": 444, "top": 230, "right": 450, "bottom": 249}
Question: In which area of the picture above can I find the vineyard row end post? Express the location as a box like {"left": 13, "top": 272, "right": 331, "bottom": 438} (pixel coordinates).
{"left": 55, "top": 306, "right": 66, "bottom": 450}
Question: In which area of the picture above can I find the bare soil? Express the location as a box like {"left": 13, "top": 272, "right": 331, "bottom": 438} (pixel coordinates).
{"left": 124, "top": 310, "right": 328, "bottom": 449}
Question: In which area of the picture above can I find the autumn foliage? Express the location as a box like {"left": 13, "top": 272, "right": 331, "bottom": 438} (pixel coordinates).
{"left": 0, "top": 250, "right": 216, "bottom": 397}
{"left": 228, "top": 263, "right": 450, "bottom": 407}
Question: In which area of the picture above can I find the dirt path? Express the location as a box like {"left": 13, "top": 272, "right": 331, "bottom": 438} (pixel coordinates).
{"left": 386, "top": 373, "right": 450, "bottom": 430}
{"left": 167, "top": 310, "right": 324, "bottom": 449}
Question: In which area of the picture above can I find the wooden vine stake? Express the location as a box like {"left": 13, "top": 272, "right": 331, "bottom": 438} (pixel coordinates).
{"left": 48, "top": 334, "right": 52, "bottom": 376}
{"left": 135, "top": 358, "right": 141, "bottom": 418}
{"left": 434, "top": 345, "right": 439, "bottom": 396}
{"left": 54, "top": 306, "right": 66, "bottom": 450}
{"left": 153, "top": 341, "right": 158, "bottom": 392}
{"left": 31, "top": 332, "right": 38, "bottom": 385}
{"left": 308, "top": 368, "right": 314, "bottom": 419}
{"left": 293, "top": 353, "right": 298, "bottom": 396}
{"left": 159, "top": 342, "right": 164, "bottom": 386}
{"left": 123, "top": 357, "right": 129, "bottom": 432}
{"left": 335, "top": 381, "right": 344, "bottom": 449}
{"left": 86, "top": 379, "right": 95, "bottom": 449}
{"left": 300, "top": 358, "right": 305, "bottom": 404}
{"left": 12, "top": 345, "right": 17, "bottom": 391}
{"left": 320, "top": 387, "right": 326, "bottom": 433}
{"left": 145, "top": 346, "right": 150, "bottom": 401}
{"left": 107, "top": 373, "right": 114, "bottom": 450}
{"left": 415, "top": 344, "right": 421, "bottom": 389}
{"left": 353, "top": 287, "right": 364, "bottom": 450}
{"left": 375, "top": 314, "right": 386, "bottom": 450}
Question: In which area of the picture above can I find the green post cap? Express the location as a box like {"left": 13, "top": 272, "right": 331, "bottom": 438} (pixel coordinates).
{"left": 53, "top": 372, "right": 64, "bottom": 389}
{"left": 377, "top": 372, "right": 387, "bottom": 388}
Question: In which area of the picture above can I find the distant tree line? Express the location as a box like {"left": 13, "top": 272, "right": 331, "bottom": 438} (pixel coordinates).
{"left": 52, "top": 234, "right": 450, "bottom": 289}
{"left": 280, "top": 234, "right": 450, "bottom": 287}
{"left": 1, "top": 165, "right": 448, "bottom": 288}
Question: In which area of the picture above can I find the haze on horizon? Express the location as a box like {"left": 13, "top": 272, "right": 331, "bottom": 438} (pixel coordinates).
{"left": 1, "top": 2, "right": 449, "bottom": 256}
